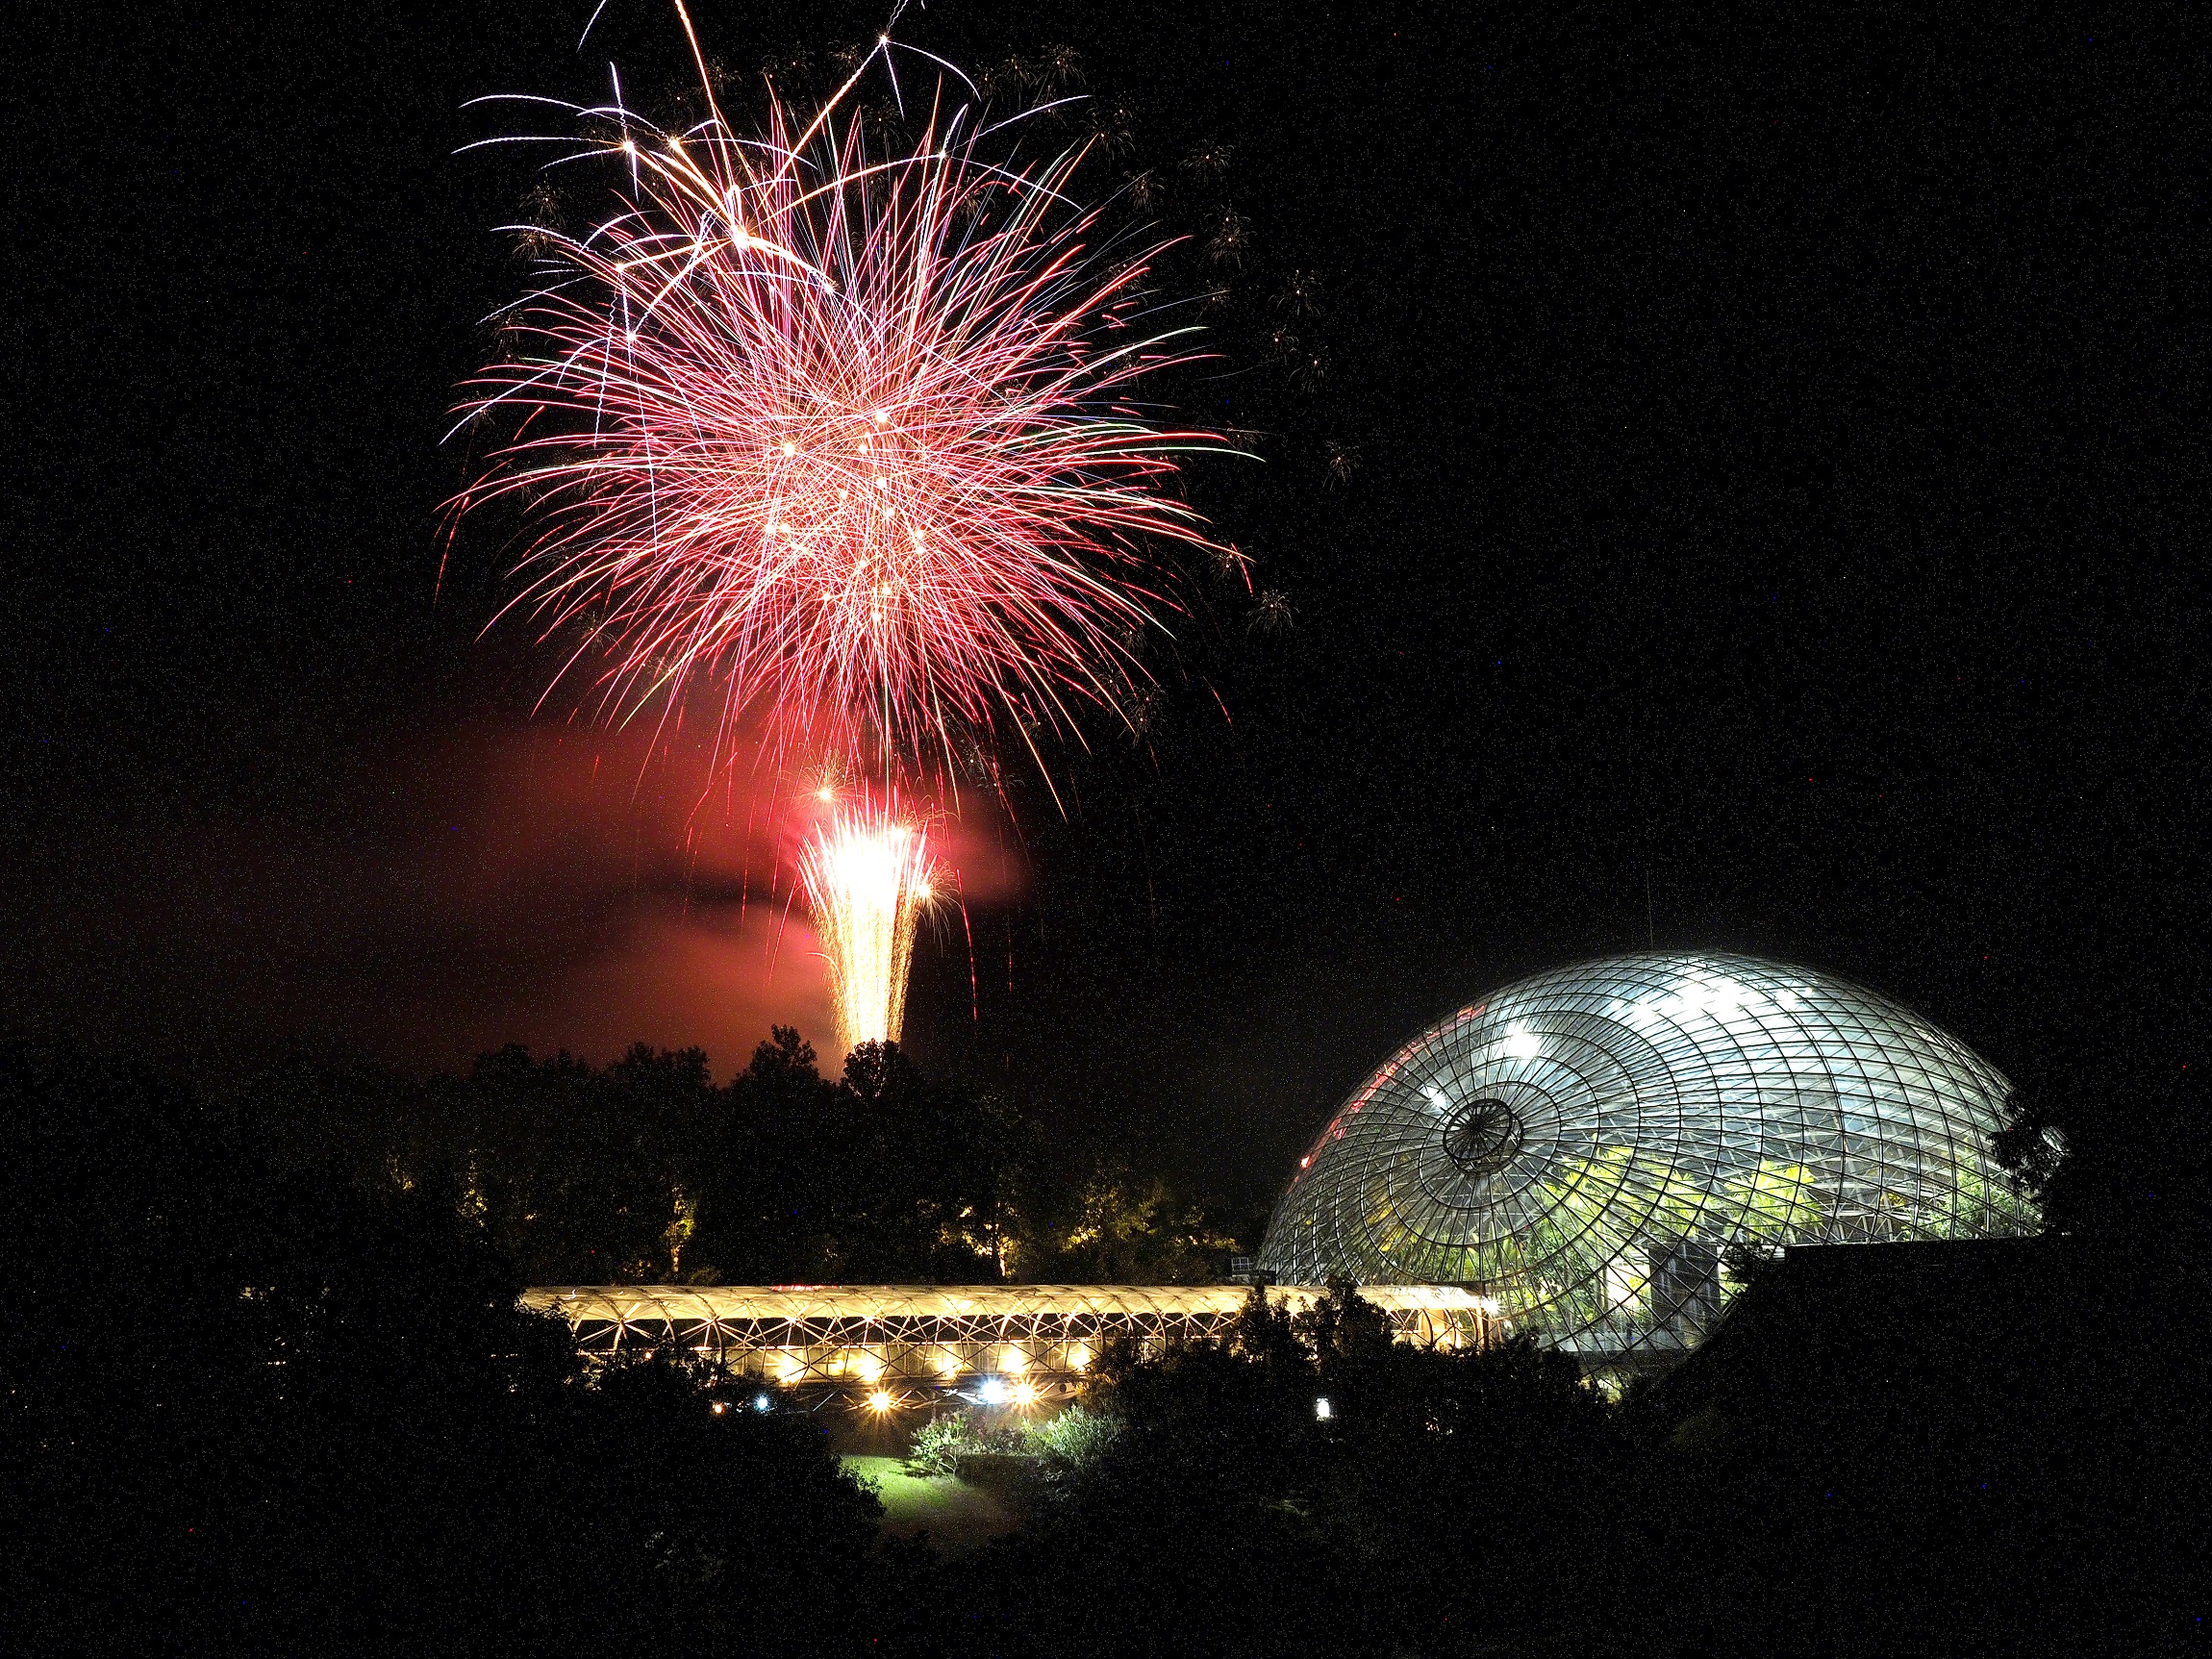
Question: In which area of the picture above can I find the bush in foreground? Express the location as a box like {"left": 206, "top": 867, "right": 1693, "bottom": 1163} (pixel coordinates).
{"left": 0, "top": 1041, "right": 883, "bottom": 1658}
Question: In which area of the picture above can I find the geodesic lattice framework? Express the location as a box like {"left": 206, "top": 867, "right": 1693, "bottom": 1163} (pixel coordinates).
{"left": 1257, "top": 952, "right": 2039, "bottom": 1363}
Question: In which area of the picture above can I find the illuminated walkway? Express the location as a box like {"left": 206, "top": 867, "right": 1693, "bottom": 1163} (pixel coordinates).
{"left": 522, "top": 1283, "right": 1497, "bottom": 1406}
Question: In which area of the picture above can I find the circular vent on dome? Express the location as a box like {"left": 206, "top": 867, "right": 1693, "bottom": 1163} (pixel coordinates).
{"left": 1441, "top": 1097, "right": 1522, "bottom": 1178}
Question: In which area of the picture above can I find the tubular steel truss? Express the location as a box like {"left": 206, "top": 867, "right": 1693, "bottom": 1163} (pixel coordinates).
{"left": 1258, "top": 952, "right": 2039, "bottom": 1368}
{"left": 520, "top": 1283, "right": 1497, "bottom": 1405}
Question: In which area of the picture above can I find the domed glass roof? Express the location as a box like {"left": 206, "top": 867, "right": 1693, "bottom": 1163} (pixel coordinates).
{"left": 1257, "top": 952, "right": 2038, "bottom": 1361}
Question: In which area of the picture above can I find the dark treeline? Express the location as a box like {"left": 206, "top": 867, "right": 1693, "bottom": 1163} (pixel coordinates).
{"left": 8, "top": 1038, "right": 2204, "bottom": 1656}
{"left": 0, "top": 1038, "right": 889, "bottom": 1658}
{"left": 237, "top": 1029, "right": 1239, "bottom": 1285}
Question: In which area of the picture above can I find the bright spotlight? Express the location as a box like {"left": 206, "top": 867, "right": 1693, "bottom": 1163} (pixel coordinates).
{"left": 1314, "top": 1395, "right": 1333, "bottom": 1421}
{"left": 867, "top": 1390, "right": 892, "bottom": 1413}
{"left": 710, "top": 1400, "right": 728, "bottom": 1415}
{"left": 753, "top": 1393, "right": 773, "bottom": 1414}
{"left": 976, "top": 1377, "right": 1009, "bottom": 1406}
{"left": 1013, "top": 1382, "right": 1038, "bottom": 1406}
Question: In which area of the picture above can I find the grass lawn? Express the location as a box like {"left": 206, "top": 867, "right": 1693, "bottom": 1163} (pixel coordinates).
{"left": 842, "top": 1455, "right": 1023, "bottom": 1556}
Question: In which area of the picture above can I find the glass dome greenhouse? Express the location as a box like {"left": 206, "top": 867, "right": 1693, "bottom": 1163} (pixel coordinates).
{"left": 1257, "top": 952, "right": 2039, "bottom": 1363}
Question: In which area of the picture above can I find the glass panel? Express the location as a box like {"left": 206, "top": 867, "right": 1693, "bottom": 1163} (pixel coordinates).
{"left": 1258, "top": 951, "right": 2034, "bottom": 1361}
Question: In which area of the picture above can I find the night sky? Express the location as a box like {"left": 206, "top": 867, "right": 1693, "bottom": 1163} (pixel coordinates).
{"left": 6, "top": 1, "right": 2203, "bottom": 1213}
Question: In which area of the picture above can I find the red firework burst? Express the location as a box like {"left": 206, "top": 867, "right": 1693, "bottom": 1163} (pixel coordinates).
{"left": 454, "top": 36, "right": 1231, "bottom": 784}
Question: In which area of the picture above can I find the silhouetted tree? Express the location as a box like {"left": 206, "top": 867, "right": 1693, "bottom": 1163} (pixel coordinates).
{"left": 0, "top": 1039, "right": 884, "bottom": 1658}
{"left": 229, "top": 1029, "right": 1230, "bottom": 1289}
{"left": 1996, "top": 1052, "right": 2212, "bottom": 1240}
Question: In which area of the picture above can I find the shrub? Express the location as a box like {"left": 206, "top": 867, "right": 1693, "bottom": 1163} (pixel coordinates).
{"left": 906, "top": 1411, "right": 975, "bottom": 1476}
{"left": 1024, "top": 1401, "right": 1120, "bottom": 1473}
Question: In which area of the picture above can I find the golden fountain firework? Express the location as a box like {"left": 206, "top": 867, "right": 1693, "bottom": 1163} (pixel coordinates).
{"left": 797, "top": 794, "right": 942, "bottom": 1054}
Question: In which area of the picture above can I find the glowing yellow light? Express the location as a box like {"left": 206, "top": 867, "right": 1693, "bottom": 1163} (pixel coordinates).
{"left": 1013, "top": 1382, "right": 1037, "bottom": 1406}
{"left": 1604, "top": 1259, "right": 1646, "bottom": 1310}
{"left": 781, "top": 440, "right": 796, "bottom": 456}
{"left": 999, "top": 1345, "right": 1026, "bottom": 1374}
{"left": 1068, "top": 1343, "right": 1091, "bottom": 1371}
{"left": 867, "top": 1390, "right": 892, "bottom": 1413}
{"left": 799, "top": 799, "right": 942, "bottom": 1055}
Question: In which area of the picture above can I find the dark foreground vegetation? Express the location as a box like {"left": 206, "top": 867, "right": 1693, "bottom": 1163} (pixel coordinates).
{"left": 5, "top": 1036, "right": 2205, "bottom": 1657}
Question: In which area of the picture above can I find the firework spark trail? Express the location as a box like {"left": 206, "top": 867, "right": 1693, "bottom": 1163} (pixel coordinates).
{"left": 797, "top": 793, "right": 941, "bottom": 1053}
{"left": 455, "top": 48, "right": 1231, "bottom": 782}
{"left": 456, "top": 21, "right": 1232, "bottom": 1053}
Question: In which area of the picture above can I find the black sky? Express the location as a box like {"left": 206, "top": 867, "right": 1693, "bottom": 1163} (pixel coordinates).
{"left": 4, "top": 0, "right": 2204, "bottom": 1211}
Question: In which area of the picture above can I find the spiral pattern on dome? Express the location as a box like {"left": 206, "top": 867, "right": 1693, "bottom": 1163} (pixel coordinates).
{"left": 1258, "top": 952, "right": 2037, "bottom": 1360}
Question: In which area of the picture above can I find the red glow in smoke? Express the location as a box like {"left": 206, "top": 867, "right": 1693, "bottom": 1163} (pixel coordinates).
{"left": 453, "top": 26, "right": 1224, "bottom": 1043}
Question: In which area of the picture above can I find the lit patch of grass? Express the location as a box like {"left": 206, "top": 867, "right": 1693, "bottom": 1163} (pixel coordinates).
{"left": 840, "top": 1454, "right": 1022, "bottom": 1555}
